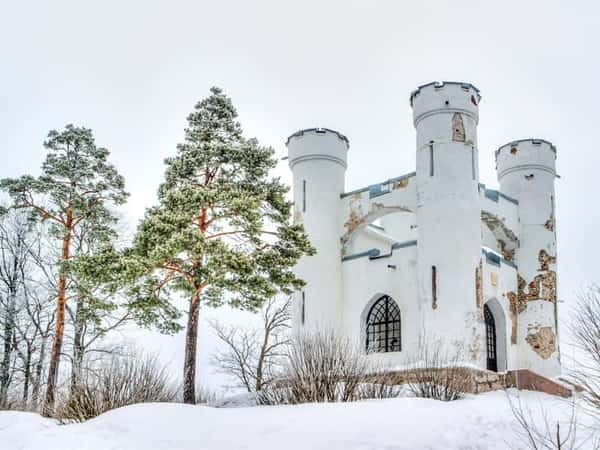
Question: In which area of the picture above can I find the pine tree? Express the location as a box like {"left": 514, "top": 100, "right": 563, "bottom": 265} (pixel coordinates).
{"left": 0, "top": 125, "right": 128, "bottom": 416}
{"left": 132, "top": 87, "right": 314, "bottom": 403}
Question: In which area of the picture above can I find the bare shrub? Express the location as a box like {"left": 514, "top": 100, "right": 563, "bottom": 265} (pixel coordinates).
{"left": 507, "top": 391, "right": 598, "bottom": 450}
{"left": 404, "top": 340, "right": 471, "bottom": 401}
{"left": 56, "top": 352, "right": 178, "bottom": 422}
{"left": 358, "top": 369, "right": 405, "bottom": 400}
{"left": 568, "top": 286, "right": 600, "bottom": 422}
{"left": 210, "top": 297, "right": 290, "bottom": 392}
{"left": 258, "top": 329, "right": 403, "bottom": 405}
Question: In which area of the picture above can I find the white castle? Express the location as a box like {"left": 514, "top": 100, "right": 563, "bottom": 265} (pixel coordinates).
{"left": 286, "top": 81, "right": 560, "bottom": 378}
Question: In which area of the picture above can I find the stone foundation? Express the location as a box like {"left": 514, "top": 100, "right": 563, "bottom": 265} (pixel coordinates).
{"left": 377, "top": 367, "right": 571, "bottom": 398}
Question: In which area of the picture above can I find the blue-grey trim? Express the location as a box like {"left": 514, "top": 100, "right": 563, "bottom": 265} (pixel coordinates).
{"left": 392, "top": 240, "right": 418, "bottom": 250}
{"left": 340, "top": 172, "right": 416, "bottom": 199}
{"left": 495, "top": 138, "right": 557, "bottom": 160}
{"left": 479, "top": 183, "right": 519, "bottom": 205}
{"left": 342, "top": 248, "right": 381, "bottom": 262}
{"left": 481, "top": 248, "right": 518, "bottom": 270}
{"left": 410, "top": 81, "right": 481, "bottom": 106}
{"left": 286, "top": 128, "right": 349, "bottom": 147}
{"left": 342, "top": 240, "right": 417, "bottom": 262}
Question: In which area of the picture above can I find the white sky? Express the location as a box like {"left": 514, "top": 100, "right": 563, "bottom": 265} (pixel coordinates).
{"left": 1, "top": 0, "right": 599, "bottom": 390}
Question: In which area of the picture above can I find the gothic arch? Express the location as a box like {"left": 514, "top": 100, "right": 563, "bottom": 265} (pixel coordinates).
{"left": 484, "top": 298, "right": 508, "bottom": 372}
{"left": 360, "top": 294, "right": 402, "bottom": 354}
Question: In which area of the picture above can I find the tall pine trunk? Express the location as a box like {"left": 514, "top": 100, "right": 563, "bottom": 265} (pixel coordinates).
{"left": 183, "top": 290, "right": 201, "bottom": 404}
{"left": 43, "top": 215, "right": 72, "bottom": 417}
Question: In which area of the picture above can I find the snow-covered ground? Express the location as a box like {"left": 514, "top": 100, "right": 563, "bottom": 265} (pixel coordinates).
{"left": 0, "top": 390, "right": 596, "bottom": 450}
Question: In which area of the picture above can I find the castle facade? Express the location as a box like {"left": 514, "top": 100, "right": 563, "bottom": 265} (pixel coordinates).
{"left": 287, "top": 81, "right": 560, "bottom": 378}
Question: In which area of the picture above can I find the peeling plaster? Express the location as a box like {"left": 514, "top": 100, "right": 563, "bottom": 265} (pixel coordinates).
{"left": 475, "top": 261, "right": 483, "bottom": 309}
{"left": 505, "top": 249, "right": 557, "bottom": 343}
{"left": 394, "top": 177, "right": 409, "bottom": 189}
{"left": 544, "top": 217, "right": 555, "bottom": 232}
{"left": 498, "top": 239, "right": 515, "bottom": 261}
{"left": 507, "top": 291, "right": 525, "bottom": 345}
{"left": 538, "top": 249, "right": 556, "bottom": 271}
{"left": 452, "top": 113, "right": 466, "bottom": 142}
{"left": 525, "top": 325, "right": 556, "bottom": 359}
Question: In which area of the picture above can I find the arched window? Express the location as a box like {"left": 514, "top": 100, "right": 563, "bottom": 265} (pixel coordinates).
{"left": 366, "top": 295, "right": 401, "bottom": 353}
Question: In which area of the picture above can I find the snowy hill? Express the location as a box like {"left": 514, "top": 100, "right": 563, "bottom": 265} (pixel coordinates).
{"left": 0, "top": 391, "right": 594, "bottom": 450}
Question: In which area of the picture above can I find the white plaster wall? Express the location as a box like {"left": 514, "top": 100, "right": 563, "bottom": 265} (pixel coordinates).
{"left": 481, "top": 224, "right": 499, "bottom": 252}
{"left": 342, "top": 246, "right": 420, "bottom": 367}
{"left": 380, "top": 211, "right": 418, "bottom": 242}
{"left": 348, "top": 227, "right": 395, "bottom": 256}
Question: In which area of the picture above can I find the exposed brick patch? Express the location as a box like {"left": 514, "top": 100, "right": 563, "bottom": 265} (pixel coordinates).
{"left": 525, "top": 325, "right": 556, "bottom": 359}
{"left": 394, "top": 178, "right": 409, "bottom": 189}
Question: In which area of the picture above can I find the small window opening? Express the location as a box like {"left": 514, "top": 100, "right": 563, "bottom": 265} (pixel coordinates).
{"left": 302, "top": 180, "right": 306, "bottom": 212}
{"left": 432, "top": 266, "right": 437, "bottom": 309}
{"left": 429, "top": 142, "right": 434, "bottom": 177}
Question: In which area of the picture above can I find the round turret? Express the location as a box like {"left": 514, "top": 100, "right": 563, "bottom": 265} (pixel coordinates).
{"left": 496, "top": 138, "right": 559, "bottom": 377}
{"left": 496, "top": 139, "right": 556, "bottom": 185}
{"left": 411, "top": 81, "right": 484, "bottom": 367}
{"left": 410, "top": 81, "right": 481, "bottom": 148}
{"left": 286, "top": 128, "right": 349, "bottom": 332}
{"left": 287, "top": 128, "right": 349, "bottom": 170}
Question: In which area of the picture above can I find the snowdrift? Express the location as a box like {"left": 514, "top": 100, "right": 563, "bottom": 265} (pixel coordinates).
{"left": 0, "top": 391, "right": 593, "bottom": 450}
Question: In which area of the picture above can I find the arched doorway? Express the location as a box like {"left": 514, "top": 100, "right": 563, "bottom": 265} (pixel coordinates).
{"left": 484, "top": 304, "right": 498, "bottom": 372}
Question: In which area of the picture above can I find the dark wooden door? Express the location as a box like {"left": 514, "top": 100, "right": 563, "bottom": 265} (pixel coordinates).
{"left": 484, "top": 304, "right": 497, "bottom": 372}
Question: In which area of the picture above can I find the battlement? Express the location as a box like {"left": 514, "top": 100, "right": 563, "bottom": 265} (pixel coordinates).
{"left": 286, "top": 127, "right": 349, "bottom": 170}
{"left": 410, "top": 81, "right": 481, "bottom": 127}
{"left": 496, "top": 138, "right": 557, "bottom": 180}
{"left": 410, "top": 81, "right": 481, "bottom": 106}
{"left": 495, "top": 139, "right": 557, "bottom": 160}
{"left": 286, "top": 127, "right": 349, "bottom": 147}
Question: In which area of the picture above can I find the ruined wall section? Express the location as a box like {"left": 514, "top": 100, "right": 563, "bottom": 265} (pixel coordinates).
{"left": 496, "top": 139, "right": 560, "bottom": 377}
{"left": 340, "top": 173, "right": 417, "bottom": 256}
{"left": 479, "top": 185, "right": 520, "bottom": 259}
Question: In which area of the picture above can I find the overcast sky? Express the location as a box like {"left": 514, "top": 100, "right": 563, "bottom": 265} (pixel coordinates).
{"left": 1, "top": 0, "right": 599, "bottom": 389}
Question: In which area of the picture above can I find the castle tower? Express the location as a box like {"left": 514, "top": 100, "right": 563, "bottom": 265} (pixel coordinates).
{"left": 286, "top": 128, "right": 349, "bottom": 331}
{"left": 410, "top": 82, "right": 484, "bottom": 361}
{"left": 496, "top": 139, "right": 560, "bottom": 377}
